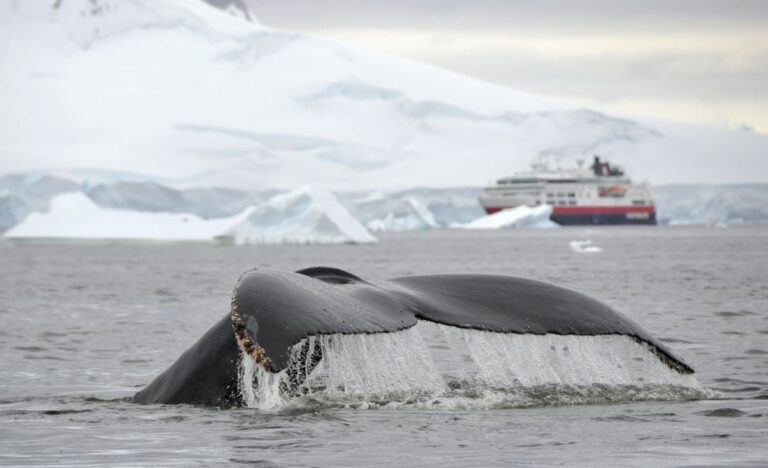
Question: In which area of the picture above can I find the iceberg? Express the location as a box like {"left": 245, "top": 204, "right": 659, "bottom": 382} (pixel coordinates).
{"left": 5, "top": 188, "right": 375, "bottom": 245}
{"left": 458, "top": 205, "right": 557, "bottom": 229}
{"left": 341, "top": 187, "right": 483, "bottom": 232}
{"left": 0, "top": 194, "right": 28, "bottom": 232}
{"left": 4, "top": 192, "right": 253, "bottom": 243}
{"left": 86, "top": 181, "right": 270, "bottom": 219}
{"left": 0, "top": 173, "right": 80, "bottom": 231}
{"left": 365, "top": 198, "right": 438, "bottom": 232}
{"left": 217, "top": 186, "right": 377, "bottom": 244}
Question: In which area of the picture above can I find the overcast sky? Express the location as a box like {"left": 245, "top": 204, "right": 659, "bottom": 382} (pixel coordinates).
{"left": 247, "top": 0, "right": 768, "bottom": 132}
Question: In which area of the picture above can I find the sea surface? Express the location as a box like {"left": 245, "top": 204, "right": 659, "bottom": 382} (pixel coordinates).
{"left": 1, "top": 226, "right": 767, "bottom": 467}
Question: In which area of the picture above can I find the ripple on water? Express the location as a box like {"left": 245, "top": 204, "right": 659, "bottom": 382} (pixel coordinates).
{"left": 1, "top": 230, "right": 767, "bottom": 466}
{"left": 591, "top": 415, "right": 650, "bottom": 422}
{"left": 697, "top": 408, "right": 747, "bottom": 417}
{"left": 40, "top": 409, "right": 94, "bottom": 415}
{"left": 658, "top": 337, "right": 695, "bottom": 344}
{"left": 714, "top": 310, "right": 757, "bottom": 317}
{"left": 24, "top": 355, "right": 73, "bottom": 361}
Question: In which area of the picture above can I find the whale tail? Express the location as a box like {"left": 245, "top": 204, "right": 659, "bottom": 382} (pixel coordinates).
{"left": 132, "top": 267, "right": 694, "bottom": 407}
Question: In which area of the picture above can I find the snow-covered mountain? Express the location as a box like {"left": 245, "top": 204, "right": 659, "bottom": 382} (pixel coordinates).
{"left": 1, "top": 0, "right": 766, "bottom": 192}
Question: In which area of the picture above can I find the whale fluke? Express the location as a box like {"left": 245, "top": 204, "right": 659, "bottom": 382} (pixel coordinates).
{"left": 131, "top": 267, "right": 693, "bottom": 407}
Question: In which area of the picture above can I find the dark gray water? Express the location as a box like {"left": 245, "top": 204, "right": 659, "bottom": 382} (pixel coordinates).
{"left": 1, "top": 226, "right": 767, "bottom": 466}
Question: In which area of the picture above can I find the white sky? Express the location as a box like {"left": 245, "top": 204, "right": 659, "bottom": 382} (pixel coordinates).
{"left": 248, "top": 0, "right": 768, "bottom": 132}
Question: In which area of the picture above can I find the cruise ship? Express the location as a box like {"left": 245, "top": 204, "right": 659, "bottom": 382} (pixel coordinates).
{"left": 479, "top": 156, "right": 656, "bottom": 225}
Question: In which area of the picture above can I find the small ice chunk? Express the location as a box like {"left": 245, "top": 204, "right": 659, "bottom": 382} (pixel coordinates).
{"left": 570, "top": 240, "right": 603, "bottom": 253}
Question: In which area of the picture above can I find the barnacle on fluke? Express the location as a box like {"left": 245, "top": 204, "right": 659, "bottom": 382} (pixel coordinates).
{"left": 131, "top": 266, "right": 693, "bottom": 407}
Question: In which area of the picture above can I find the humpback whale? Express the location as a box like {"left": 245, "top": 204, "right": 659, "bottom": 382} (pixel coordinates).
{"left": 131, "top": 267, "right": 694, "bottom": 407}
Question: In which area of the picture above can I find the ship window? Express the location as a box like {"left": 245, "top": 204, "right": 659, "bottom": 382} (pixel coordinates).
{"left": 569, "top": 200, "right": 577, "bottom": 205}
{"left": 568, "top": 192, "right": 575, "bottom": 197}
{"left": 632, "top": 200, "right": 645, "bottom": 205}
{"left": 546, "top": 192, "right": 554, "bottom": 197}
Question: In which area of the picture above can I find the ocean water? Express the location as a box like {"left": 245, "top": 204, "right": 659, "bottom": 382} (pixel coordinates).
{"left": 1, "top": 226, "right": 767, "bottom": 466}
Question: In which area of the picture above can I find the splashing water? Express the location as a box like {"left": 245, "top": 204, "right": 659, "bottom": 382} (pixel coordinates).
{"left": 239, "top": 321, "right": 704, "bottom": 410}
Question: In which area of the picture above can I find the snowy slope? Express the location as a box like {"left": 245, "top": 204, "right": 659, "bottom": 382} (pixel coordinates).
{"left": 1, "top": 0, "right": 766, "bottom": 191}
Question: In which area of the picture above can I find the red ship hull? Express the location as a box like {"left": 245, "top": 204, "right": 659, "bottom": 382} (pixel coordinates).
{"left": 483, "top": 205, "right": 656, "bottom": 225}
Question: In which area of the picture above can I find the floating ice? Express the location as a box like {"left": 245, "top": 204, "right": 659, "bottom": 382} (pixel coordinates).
{"left": 5, "top": 188, "right": 375, "bottom": 244}
{"left": 219, "top": 186, "right": 377, "bottom": 244}
{"left": 366, "top": 198, "right": 438, "bottom": 232}
{"left": 570, "top": 240, "right": 603, "bottom": 253}
{"left": 239, "top": 322, "right": 702, "bottom": 411}
{"left": 458, "top": 205, "right": 557, "bottom": 229}
{"left": 3, "top": 192, "right": 255, "bottom": 242}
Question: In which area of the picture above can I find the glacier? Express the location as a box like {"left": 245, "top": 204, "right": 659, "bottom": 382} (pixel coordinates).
{"left": 654, "top": 185, "right": 768, "bottom": 226}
